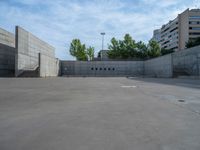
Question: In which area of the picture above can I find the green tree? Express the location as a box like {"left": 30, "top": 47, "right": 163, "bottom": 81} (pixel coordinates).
{"left": 108, "top": 34, "right": 137, "bottom": 59}
{"left": 69, "top": 39, "right": 88, "bottom": 61}
{"left": 122, "top": 34, "right": 137, "bottom": 59}
{"left": 161, "top": 48, "right": 174, "bottom": 55}
{"left": 86, "top": 46, "right": 95, "bottom": 61}
{"left": 107, "top": 37, "right": 120, "bottom": 59}
{"left": 186, "top": 37, "right": 200, "bottom": 48}
{"left": 136, "top": 41, "right": 148, "bottom": 58}
{"left": 107, "top": 34, "right": 163, "bottom": 60}
{"left": 147, "top": 40, "right": 161, "bottom": 58}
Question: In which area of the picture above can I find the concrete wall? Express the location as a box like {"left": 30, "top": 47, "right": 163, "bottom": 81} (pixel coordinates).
{"left": 144, "top": 54, "right": 173, "bottom": 78}
{"left": 0, "top": 28, "right": 15, "bottom": 77}
{"left": 0, "top": 27, "right": 15, "bottom": 47}
{"left": 61, "top": 61, "right": 144, "bottom": 77}
{"left": 172, "top": 45, "right": 200, "bottom": 76}
{"left": 40, "top": 54, "right": 60, "bottom": 77}
{"left": 15, "top": 26, "right": 58, "bottom": 77}
{"left": 144, "top": 46, "right": 200, "bottom": 78}
{"left": 1, "top": 26, "right": 199, "bottom": 78}
{"left": 61, "top": 45, "right": 200, "bottom": 78}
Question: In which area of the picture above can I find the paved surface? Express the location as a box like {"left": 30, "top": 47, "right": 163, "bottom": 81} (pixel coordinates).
{"left": 0, "top": 77, "right": 200, "bottom": 150}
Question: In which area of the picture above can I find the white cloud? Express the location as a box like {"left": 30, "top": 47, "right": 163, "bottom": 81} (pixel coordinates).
{"left": 0, "top": 0, "right": 198, "bottom": 60}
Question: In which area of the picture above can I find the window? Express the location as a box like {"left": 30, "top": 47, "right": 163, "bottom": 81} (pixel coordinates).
{"left": 95, "top": 68, "right": 98, "bottom": 70}
{"left": 189, "top": 21, "right": 199, "bottom": 24}
{"left": 91, "top": 67, "right": 94, "bottom": 70}
{"left": 190, "top": 27, "right": 200, "bottom": 30}
{"left": 108, "top": 68, "right": 111, "bottom": 71}
{"left": 189, "top": 16, "right": 200, "bottom": 20}
{"left": 170, "top": 27, "right": 178, "bottom": 33}
{"left": 104, "top": 68, "right": 106, "bottom": 70}
{"left": 113, "top": 68, "right": 115, "bottom": 71}
{"left": 189, "top": 32, "right": 200, "bottom": 35}
{"left": 100, "top": 68, "right": 102, "bottom": 70}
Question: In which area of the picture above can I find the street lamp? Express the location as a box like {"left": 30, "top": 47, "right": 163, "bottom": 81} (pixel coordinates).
{"left": 100, "top": 32, "right": 105, "bottom": 51}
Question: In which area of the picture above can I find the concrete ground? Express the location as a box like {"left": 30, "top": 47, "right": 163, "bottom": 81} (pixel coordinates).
{"left": 0, "top": 77, "right": 200, "bottom": 150}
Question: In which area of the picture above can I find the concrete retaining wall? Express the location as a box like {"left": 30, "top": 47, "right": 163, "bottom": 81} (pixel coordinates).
{"left": 40, "top": 54, "right": 60, "bottom": 77}
{"left": 144, "top": 54, "right": 173, "bottom": 78}
{"left": 15, "top": 26, "right": 58, "bottom": 77}
{"left": 0, "top": 27, "right": 15, "bottom": 47}
{"left": 61, "top": 45, "right": 200, "bottom": 78}
{"left": 61, "top": 61, "right": 144, "bottom": 77}
{"left": 1, "top": 26, "right": 200, "bottom": 78}
{"left": 0, "top": 28, "right": 15, "bottom": 77}
{"left": 172, "top": 45, "right": 200, "bottom": 77}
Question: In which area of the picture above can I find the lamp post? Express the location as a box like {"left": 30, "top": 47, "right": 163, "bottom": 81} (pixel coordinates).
{"left": 100, "top": 32, "right": 105, "bottom": 51}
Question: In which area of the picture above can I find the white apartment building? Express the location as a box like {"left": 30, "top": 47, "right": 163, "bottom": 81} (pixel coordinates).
{"left": 153, "top": 8, "right": 200, "bottom": 51}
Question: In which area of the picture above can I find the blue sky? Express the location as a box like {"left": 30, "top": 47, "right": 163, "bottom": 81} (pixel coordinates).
{"left": 0, "top": 0, "right": 199, "bottom": 60}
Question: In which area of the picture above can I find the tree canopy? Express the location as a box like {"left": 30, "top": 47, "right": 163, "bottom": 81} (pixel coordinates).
{"left": 107, "top": 34, "right": 162, "bottom": 59}
{"left": 86, "top": 46, "right": 95, "bottom": 61}
{"left": 186, "top": 37, "right": 200, "bottom": 48}
{"left": 69, "top": 39, "right": 94, "bottom": 61}
{"left": 69, "top": 34, "right": 175, "bottom": 61}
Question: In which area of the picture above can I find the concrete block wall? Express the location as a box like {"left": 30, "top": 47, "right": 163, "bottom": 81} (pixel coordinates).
{"left": 61, "top": 61, "right": 144, "bottom": 77}
{"left": 15, "top": 26, "right": 58, "bottom": 77}
{"left": 0, "top": 28, "right": 15, "bottom": 77}
{"left": 144, "top": 54, "right": 173, "bottom": 78}
{"left": 172, "top": 45, "right": 200, "bottom": 76}
{"left": 0, "top": 27, "right": 15, "bottom": 47}
{"left": 40, "top": 54, "right": 60, "bottom": 77}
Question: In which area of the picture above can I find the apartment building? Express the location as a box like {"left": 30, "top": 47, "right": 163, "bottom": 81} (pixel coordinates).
{"left": 152, "top": 29, "right": 161, "bottom": 43}
{"left": 153, "top": 8, "right": 200, "bottom": 51}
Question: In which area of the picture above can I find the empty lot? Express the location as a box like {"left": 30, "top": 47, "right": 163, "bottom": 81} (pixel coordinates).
{"left": 0, "top": 77, "right": 200, "bottom": 150}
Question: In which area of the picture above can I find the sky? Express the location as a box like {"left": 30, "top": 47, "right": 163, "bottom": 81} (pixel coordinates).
{"left": 0, "top": 0, "right": 199, "bottom": 60}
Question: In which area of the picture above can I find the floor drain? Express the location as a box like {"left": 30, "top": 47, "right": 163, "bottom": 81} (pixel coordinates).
{"left": 178, "top": 99, "right": 185, "bottom": 103}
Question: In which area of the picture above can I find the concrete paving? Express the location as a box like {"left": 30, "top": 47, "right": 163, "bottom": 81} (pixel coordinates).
{"left": 0, "top": 77, "right": 200, "bottom": 150}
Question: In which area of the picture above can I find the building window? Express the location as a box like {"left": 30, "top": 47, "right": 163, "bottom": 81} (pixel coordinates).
{"left": 100, "top": 68, "right": 102, "bottom": 70}
{"left": 113, "top": 68, "right": 115, "bottom": 71}
{"left": 189, "top": 32, "right": 200, "bottom": 35}
{"left": 190, "top": 27, "right": 200, "bottom": 30}
{"left": 108, "top": 68, "right": 111, "bottom": 71}
{"left": 91, "top": 67, "right": 94, "bottom": 70}
{"left": 96, "top": 68, "right": 98, "bottom": 70}
{"left": 189, "top": 16, "right": 200, "bottom": 20}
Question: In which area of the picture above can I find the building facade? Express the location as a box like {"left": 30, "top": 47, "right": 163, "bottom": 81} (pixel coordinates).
{"left": 153, "top": 8, "right": 200, "bottom": 51}
{"left": 152, "top": 29, "right": 161, "bottom": 44}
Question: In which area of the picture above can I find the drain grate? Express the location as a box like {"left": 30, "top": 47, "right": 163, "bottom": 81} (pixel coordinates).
{"left": 178, "top": 99, "right": 185, "bottom": 103}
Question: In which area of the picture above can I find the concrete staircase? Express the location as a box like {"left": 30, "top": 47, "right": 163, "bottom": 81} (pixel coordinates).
{"left": 17, "top": 66, "right": 40, "bottom": 77}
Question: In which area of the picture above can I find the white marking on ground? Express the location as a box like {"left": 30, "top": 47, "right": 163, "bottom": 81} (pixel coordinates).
{"left": 121, "top": 85, "right": 137, "bottom": 88}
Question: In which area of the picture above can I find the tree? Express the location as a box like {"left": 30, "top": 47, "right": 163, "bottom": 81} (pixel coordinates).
{"left": 161, "top": 48, "right": 174, "bottom": 55}
{"left": 107, "top": 37, "right": 120, "bottom": 59}
{"left": 107, "top": 34, "right": 137, "bottom": 59}
{"left": 107, "top": 34, "right": 163, "bottom": 60}
{"left": 86, "top": 46, "right": 95, "bottom": 61}
{"left": 69, "top": 39, "right": 88, "bottom": 61}
{"left": 186, "top": 37, "right": 200, "bottom": 48}
{"left": 122, "top": 34, "right": 137, "bottom": 59}
{"left": 136, "top": 41, "right": 148, "bottom": 58}
{"left": 147, "top": 40, "right": 161, "bottom": 58}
